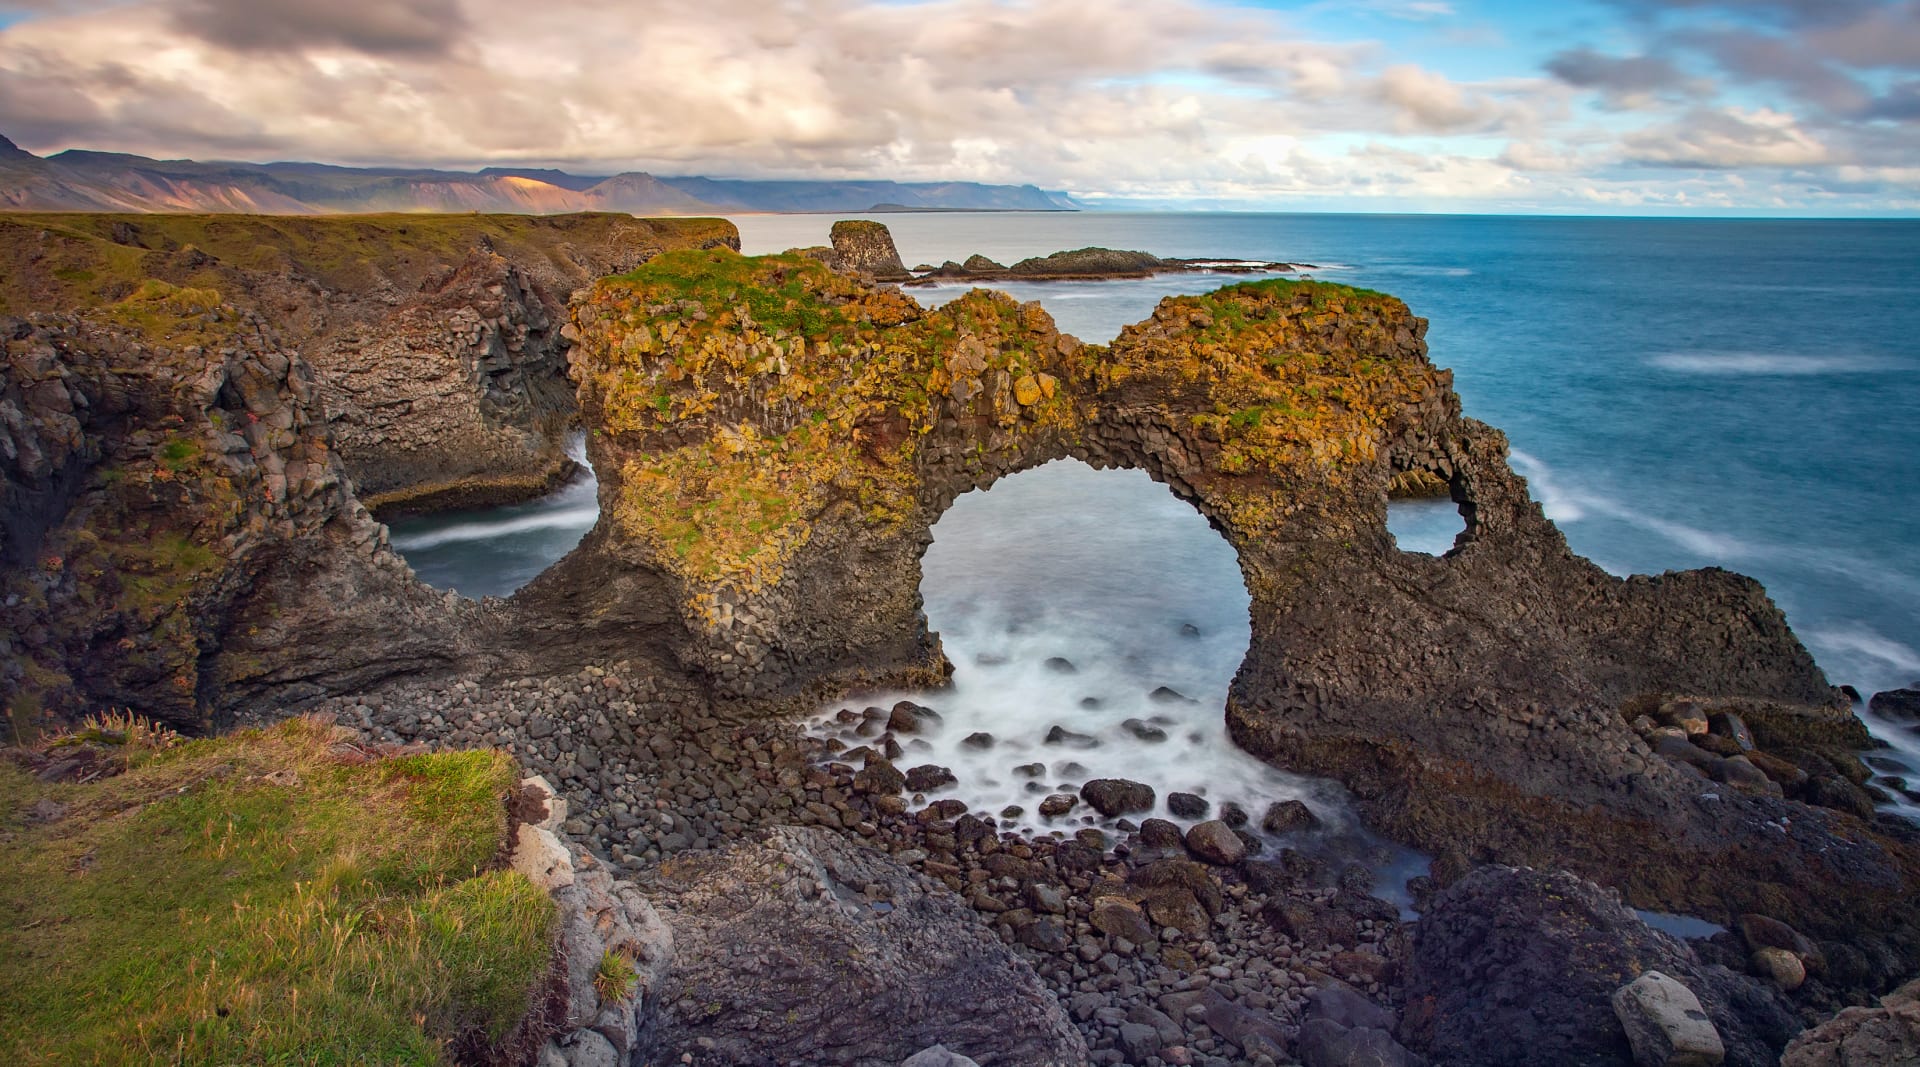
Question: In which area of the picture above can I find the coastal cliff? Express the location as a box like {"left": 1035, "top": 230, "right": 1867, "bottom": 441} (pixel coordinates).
{"left": 6, "top": 217, "right": 1919, "bottom": 1065}
{"left": 0, "top": 213, "right": 736, "bottom": 730}
{"left": 548, "top": 244, "right": 1919, "bottom": 989}
{"left": 0, "top": 213, "right": 739, "bottom": 514}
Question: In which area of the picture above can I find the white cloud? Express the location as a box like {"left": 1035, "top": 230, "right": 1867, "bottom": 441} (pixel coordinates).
{"left": 1624, "top": 106, "right": 1830, "bottom": 167}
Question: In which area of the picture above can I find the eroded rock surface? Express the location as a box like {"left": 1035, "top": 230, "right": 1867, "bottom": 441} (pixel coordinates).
{"left": 1402, "top": 866, "right": 1797, "bottom": 1067}
{"left": 550, "top": 243, "right": 1920, "bottom": 980}
{"left": 0, "top": 307, "right": 468, "bottom": 729}
{"left": 1782, "top": 976, "right": 1920, "bottom": 1067}
{"left": 636, "top": 826, "right": 1088, "bottom": 1066}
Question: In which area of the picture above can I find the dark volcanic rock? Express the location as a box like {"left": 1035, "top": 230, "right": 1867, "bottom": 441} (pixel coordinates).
{"left": 1081, "top": 778, "right": 1155, "bottom": 817}
{"left": 1262, "top": 799, "right": 1320, "bottom": 834}
{"left": 1402, "top": 866, "right": 1800, "bottom": 1067}
{"left": 1166, "top": 791, "right": 1208, "bottom": 818}
{"left": 1009, "top": 247, "right": 1165, "bottom": 278}
{"left": 828, "top": 219, "right": 910, "bottom": 281}
{"left": 639, "top": 827, "right": 1087, "bottom": 1065}
{"left": 904, "top": 764, "right": 957, "bottom": 793}
{"left": 1870, "top": 688, "right": 1920, "bottom": 721}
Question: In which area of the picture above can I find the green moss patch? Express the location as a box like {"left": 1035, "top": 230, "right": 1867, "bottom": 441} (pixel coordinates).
{"left": 0, "top": 717, "right": 554, "bottom": 1066}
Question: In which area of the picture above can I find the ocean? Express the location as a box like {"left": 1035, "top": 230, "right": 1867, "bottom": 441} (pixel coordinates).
{"left": 390, "top": 212, "right": 1920, "bottom": 818}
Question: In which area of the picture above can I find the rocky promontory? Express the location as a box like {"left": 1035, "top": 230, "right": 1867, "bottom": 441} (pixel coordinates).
{"left": 6, "top": 215, "right": 1919, "bottom": 1066}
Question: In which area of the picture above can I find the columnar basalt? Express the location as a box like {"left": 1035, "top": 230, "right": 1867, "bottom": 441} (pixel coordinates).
{"left": 554, "top": 245, "right": 1920, "bottom": 984}
{"left": 0, "top": 302, "right": 469, "bottom": 732}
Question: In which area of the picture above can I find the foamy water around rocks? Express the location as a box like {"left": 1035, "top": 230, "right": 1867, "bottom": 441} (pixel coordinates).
{"left": 802, "top": 460, "right": 1426, "bottom": 891}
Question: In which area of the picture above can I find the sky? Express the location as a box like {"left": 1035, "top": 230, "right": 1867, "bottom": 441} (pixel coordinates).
{"left": 1, "top": 0, "right": 1918, "bottom": 214}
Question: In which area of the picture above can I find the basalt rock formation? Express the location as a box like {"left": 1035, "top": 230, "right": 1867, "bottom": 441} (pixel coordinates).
{"left": 910, "top": 247, "right": 1295, "bottom": 284}
{"left": 0, "top": 302, "right": 468, "bottom": 732}
{"left": 548, "top": 243, "right": 1920, "bottom": 990}
{"left": 0, "top": 213, "right": 735, "bottom": 730}
{"left": 828, "top": 219, "right": 912, "bottom": 282}
{"left": 0, "top": 212, "right": 738, "bottom": 514}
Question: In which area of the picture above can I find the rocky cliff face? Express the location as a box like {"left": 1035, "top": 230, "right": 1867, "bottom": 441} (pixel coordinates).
{"left": 552, "top": 245, "right": 1920, "bottom": 986}
{"left": 0, "top": 212, "right": 740, "bottom": 731}
{"left": 0, "top": 213, "right": 740, "bottom": 514}
{"left": 0, "top": 300, "right": 468, "bottom": 733}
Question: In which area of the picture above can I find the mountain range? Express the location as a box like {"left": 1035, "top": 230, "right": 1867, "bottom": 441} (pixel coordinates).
{"left": 0, "top": 136, "right": 1078, "bottom": 215}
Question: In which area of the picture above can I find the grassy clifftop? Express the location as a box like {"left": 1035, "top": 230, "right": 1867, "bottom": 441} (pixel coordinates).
{"left": 0, "top": 716, "right": 553, "bottom": 1065}
{"left": 0, "top": 211, "right": 739, "bottom": 340}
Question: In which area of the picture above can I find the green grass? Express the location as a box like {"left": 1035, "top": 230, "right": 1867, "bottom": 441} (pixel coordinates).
{"left": 0, "top": 716, "right": 555, "bottom": 1066}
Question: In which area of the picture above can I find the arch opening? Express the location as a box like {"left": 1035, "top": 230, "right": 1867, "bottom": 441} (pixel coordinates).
{"left": 806, "top": 458, "right": 1396, "bottom": 863}
{"left": 386, "top": 434, "right": 600, "bottom": 599}
{"left": 1387, "top": 494, "right": 1469, "bottom": 556}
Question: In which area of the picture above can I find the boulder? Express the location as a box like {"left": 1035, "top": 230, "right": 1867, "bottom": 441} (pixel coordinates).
{"left": 1868, "top": 689, "right": 1920, "bottom": 722}
{"left": 1082, "top": 778, "right": 1155, "bottom": 816}
{"left": 1167, "top": 792, "right": 1209, "bottom": 818}
{"left": 905, "top": 765, "right": 957, "bottom": 792}
{"left": 1781, "top": 976, "right": 1920, "bottom": 1067}
{"left": 1184, "top": 820, "right": 1246, "bottom": 866}
{"left": 638, "top": 827, "right": 1087, "bottom": 1065}
{"left": 1262, "top": 799, "right": 1320, "bottom": 834}
{"left": 1613, "top": 971, "right": 1726, "bottom": 1067}
{"left": 1401, "top": 866, "right": 1798, "bottom": 1067}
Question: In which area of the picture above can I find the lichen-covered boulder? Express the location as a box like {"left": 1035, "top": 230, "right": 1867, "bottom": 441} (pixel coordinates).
{"left": 829, "top": 219, "right": 911, "bottom": 281}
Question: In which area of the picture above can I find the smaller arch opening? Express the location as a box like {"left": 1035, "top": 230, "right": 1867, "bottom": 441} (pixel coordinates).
{"left": 385, "top": 435, "right": 600, "bottom": 599}
{"left": 1387, "top": 495, "right": 1469, "bottom": 556}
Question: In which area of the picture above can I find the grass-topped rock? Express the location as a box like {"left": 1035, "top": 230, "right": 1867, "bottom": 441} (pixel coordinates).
{"left": 0, "top": 714, "right": 554, "bottom": 1065}
{"left": 554, "top": 246, "right": 1444, "bottom": 699}
{"left": 544, "top": 244, "right": 1920, "bottom": 988}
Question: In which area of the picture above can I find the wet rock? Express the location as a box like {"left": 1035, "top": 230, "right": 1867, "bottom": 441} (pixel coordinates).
{"left": 1014, "top": 763, "right": 1047, "bottom": 778}
{"left": 1218, "top": 801, "right": 1249, "bottom": 828}
{"left": 1039, "top": 794, "right": 1078, "bottom": 818}
{"left": 1780, "top": 976, "right": 1920, "bottom": 1067}
{"left": 960, "top": 732, "right": 995, "bottom": 750}
{"left": 854, "top": 757, "right": 907, "bottom": 795}
{"left": 1082, "top": 779, "right": 1156, "bottom": 817}
{"left": 1167, "top": 792, "right": 1209, "bottom": 818}
{"left": 1184, "top": 820, "right": 1246, "bottom": 866}
{"left": 889, "top": 700, "right": 939, "bottom": 734}
{"left": 1121, "top": 718, "right": 1169, "bottom": 742}
{"left": 1262, "top": 799, "right": 1320, "bottom": 834}
{"left": 1613, "top": 971, "right": 1726, "bottom": 1067}
{"left": 1045, "top": 725, "right": 1099, "bottom": 749}
{"left": 1044, "top": 657, "right": 1079, "bottom": 675}
{"left": 639, "top": 827, "right": 1085, "bottom": 1065}
{"left": 905, "top": 765, "right": 957, "bottom": 792}
{"left": 1868, "top": 688, "right": 1920, "bottom": 721}
{"left": 1149, "top": 687, "right": 1197, "bottom": 705}
{"left": 1137, "top": 818, "right": 1184, "bottom": 849}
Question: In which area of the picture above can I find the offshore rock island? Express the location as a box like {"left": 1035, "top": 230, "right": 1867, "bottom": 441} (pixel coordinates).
{"left": 4, "top": 213, "right": 1919, "bottom": 1067}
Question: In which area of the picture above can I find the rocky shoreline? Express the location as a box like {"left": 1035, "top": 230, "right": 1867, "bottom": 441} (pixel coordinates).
{"left": 7, "top": 212, "right": 1920, "bottom": 1065}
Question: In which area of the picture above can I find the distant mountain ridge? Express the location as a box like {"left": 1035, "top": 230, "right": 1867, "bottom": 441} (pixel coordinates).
{"left": 0, "top": 136, "right": 1079, "bottom": 215}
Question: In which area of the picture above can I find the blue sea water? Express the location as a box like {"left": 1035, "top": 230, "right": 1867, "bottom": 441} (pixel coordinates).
{"left": 396, "top": 212, "right": 1920, "bottom": 810}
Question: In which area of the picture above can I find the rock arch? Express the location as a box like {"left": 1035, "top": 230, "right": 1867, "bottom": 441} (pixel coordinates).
{"left": 518, "top": 247, "right": 1919, "bottom": 971}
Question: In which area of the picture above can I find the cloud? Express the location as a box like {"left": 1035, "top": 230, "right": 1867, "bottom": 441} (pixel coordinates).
{"left": 1545, "top": 47, "right": 1701, "bottom": 107}
{"left": 170, "top": 0, "right": 468, "bottom": 55}
{"left": 1625, "top": 106, "right": 1829, "bottom": 166}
